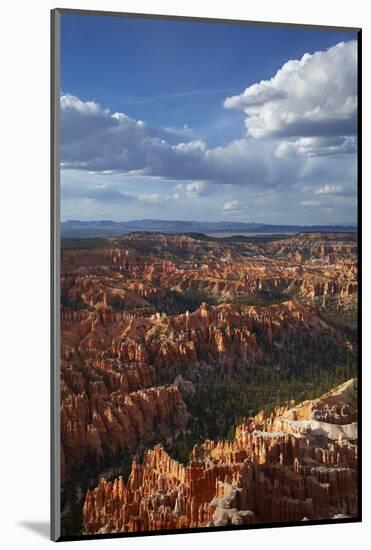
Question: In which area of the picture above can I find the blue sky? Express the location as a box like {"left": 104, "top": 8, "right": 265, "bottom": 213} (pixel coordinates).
{"left": 60, "top": 13, "right": 358, "bottom": 224}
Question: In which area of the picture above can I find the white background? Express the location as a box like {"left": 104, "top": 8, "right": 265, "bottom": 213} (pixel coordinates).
{"left": 0, "top": 0, "right": 369, "bottom": 548}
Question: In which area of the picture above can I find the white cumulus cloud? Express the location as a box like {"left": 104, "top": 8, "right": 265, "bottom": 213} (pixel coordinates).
{"left": 177, "top": 181, "right": 211, "bottom": 197}
{"left": 223, "top": 200, "right": 239, "bottom": 210}
{"left": 314, "top": 184, "right": 344, "bottom": 195}
{"left": 275, "top": 136, "right": 356, "bottom": 158}
{"left": 301, "top": 199, "right": 321, "bottom": 206}
{"left": 224, "top": 41, "right": 357, "bottom": 141}
{"left": 60, "top": 36, "right": 357, "bottom": 227}
{"left": 60, "top": 94, "right": 275, "bottom": 187}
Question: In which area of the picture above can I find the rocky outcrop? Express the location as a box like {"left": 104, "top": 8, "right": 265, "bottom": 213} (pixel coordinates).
{"left": 61, "top": 233, "right": 357, "bottom": 317}
{"left": 60, "top": 232, "right": 358, "bottom": 535}
{"left": 60, "top": 234, "right": 356, "bottom": 482}
{"left": 82, "top": 380, "right": 358, "bottom": 534}
{"left": 265, "top": 233, "right": 357, "bottom": 262}
{"left": 276, "top": 378, "right": 358, "bottom": 426}
{"left": 61, "top": 298, "right": 341, "bottom": 380}
{"left": 61, "top": 385, "right": 188, "bottom": 467}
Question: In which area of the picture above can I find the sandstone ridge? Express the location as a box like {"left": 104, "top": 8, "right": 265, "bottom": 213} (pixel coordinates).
{"left": 82, "top": 380, "right": 358, "bottom": 534}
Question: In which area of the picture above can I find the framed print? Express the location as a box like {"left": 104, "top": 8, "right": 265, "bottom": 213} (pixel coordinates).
{"left": 51, "top": 8, "right": 361, "bottom": 541}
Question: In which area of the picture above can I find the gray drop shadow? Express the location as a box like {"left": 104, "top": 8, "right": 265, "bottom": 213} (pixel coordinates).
{"left": 18, "top": 521, "right": 50, "bottom": 539}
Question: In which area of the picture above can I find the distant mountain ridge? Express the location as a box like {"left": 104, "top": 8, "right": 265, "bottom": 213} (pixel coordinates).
{"left": 61, "top": 219, "right": 357, "bottom": 238}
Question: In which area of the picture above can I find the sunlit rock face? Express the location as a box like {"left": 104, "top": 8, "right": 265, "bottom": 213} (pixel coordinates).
{"left": 60, "top": 295, "right": 351, "bottom": 475}
{"left": 61, "top": 233, "right": 357, "bottom": 316}
{"left": 60, "top": 231, "right": 358, "bottom": 534}
{"left": 82, "top": 379, "right": 358, "bottom": 534}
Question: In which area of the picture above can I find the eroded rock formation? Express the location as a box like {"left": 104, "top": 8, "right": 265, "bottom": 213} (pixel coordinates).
{"left": 60, "top": 232, "right": 358, "bottom": 535}
{"left": 82, "top": 379, "right": 358, "bottom": 533}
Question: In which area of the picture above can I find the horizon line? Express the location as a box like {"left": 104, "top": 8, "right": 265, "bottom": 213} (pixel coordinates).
{"left": 61, "top": 218, "right": 357, "bottom": 226}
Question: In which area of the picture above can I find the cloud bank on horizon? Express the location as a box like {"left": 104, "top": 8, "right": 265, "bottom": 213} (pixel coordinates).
{"left": 61, "top": 37, "right": 357, "bottom": 225}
